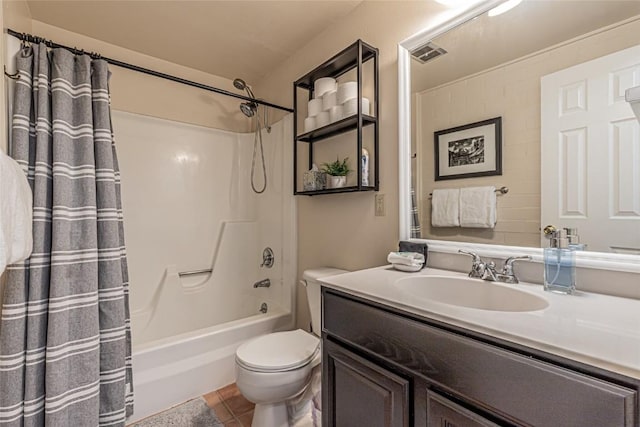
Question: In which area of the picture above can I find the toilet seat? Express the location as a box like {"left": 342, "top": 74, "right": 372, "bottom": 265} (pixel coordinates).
{"left": 236, "top": 329, "right": 319, "bottom": 372}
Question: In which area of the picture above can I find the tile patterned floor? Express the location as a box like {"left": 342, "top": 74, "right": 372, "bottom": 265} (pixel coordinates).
{"left": 203, "top": 383, "right": 254, "bottom": 427}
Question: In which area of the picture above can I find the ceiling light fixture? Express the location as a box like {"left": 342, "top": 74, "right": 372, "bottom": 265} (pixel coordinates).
{"left": 488, "top": 0, "right": 522, "bottom": 17}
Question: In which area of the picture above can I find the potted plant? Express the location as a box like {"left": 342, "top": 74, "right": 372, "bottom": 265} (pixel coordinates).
{"left": 322, "top": 157, "right": 351, "bottom": 189}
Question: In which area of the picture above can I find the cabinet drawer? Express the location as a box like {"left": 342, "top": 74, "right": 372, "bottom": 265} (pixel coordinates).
{"left": 323, "top": 290, "right": 637, "bottom": 427}
{"left": 427, "top": 391, "right": 499, "bottom": 427}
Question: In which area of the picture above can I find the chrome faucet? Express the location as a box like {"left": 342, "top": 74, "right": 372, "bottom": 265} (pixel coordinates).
{"left": 458, "top": 250, "right": 496, "bottom": 280}
{"left": 459, "top": 250, "right": 531, "bottom": 284}
{"left": 253, "top": 278, "right": 271, "bottom": 288}
{"left": 481, "top": 261, "right": 498, "bottom": 282}
{"left": 495, "top": 256, "right": 532, "bottom": 284}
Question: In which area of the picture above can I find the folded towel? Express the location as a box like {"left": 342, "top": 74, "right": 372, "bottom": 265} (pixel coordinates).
{"left": 387, "top": 252, "right": 425, "bottom": 267}
{"left": 459, "top": 186, "right": 496, "bottom": 228}
{"left": 431, "top": 188, "right": 460, "bottom": 227}
{"left": 0, "top": 151, "right": 33, "bottom": 275}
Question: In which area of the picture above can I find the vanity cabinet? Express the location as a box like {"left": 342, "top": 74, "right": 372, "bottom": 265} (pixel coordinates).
{"left": 322, "top": 288, "right": 639, "bottom": 427}
{"left": 293, "top": 39, "right": 379, "bottom": 195}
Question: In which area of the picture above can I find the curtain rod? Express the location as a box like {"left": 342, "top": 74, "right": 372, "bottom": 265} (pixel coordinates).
{"left": 6, "top": 28, "right": 293, "bottom": 113}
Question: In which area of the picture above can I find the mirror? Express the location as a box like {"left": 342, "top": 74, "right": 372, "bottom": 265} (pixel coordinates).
{"left": 399, "top": 0, "right": 640, "bottom": 267}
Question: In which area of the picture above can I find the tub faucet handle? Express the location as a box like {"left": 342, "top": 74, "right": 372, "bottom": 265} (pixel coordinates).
{"left": 261, "top": 247, "right": 274, "bottom": 268}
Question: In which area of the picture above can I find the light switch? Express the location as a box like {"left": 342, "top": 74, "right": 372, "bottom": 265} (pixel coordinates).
{"left": 375, "top": 194, "right": 385, "bottom": 216}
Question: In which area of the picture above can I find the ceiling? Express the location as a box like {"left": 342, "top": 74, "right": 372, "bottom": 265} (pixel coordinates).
{"left": 411, "top": 0, "right": 640, "bottom": 92}
{"left": 26, "top": 0, "right": 363, "bottom": 84}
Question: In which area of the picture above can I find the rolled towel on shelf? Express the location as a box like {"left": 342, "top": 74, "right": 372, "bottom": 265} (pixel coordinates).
{"left": 459, "top": 186, "right": 497, "bottom": 228}
{"left": 431, "top": 188, "right": 460, "bottom": 227}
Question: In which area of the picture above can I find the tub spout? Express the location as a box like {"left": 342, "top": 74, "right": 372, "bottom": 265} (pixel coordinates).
{"left": 253, "top": 278, "right": 271, "bottom": 288}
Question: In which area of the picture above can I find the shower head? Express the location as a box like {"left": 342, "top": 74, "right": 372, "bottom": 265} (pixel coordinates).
{"left": 233, "top": 78, "right": 247, "bottom": 91}
{"left": 240, "top": 102, "right": 257, "bottom": 118}
{"left": 233, "top": 77, "right": 256, "bottom": 98}
{"left": 234, "top": 77, "right": 258, "bottom": 117}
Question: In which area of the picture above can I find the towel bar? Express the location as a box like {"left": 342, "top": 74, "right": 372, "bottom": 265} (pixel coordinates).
{"left": 178, "top": 268, "right": 212, "bottom": 277}
{"left": 428, "top": 186, "right": 508, "bottom": 199}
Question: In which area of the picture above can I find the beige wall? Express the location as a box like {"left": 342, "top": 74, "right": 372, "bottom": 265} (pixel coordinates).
{"left": 255, "top": 1, "right": 461, "bottom": 329}
{"left": 416, "top": 18, "right": 640, "bottom": 248}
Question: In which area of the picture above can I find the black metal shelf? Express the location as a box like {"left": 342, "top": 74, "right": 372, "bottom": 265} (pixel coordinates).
{"left": 296, "top": 115, "right": 376, "bottom": 143}
{"left": 295, "top": 40, "right": 378, "bottom": 90}
{"left": 297, "top": 186, "right": 377, "bottom": 196}
{"left": 293, "top": 39, "right": 379, "bottom": 196}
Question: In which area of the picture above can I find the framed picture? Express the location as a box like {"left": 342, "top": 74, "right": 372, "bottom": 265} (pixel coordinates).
{"left": 434, "top": 117, "right": 502, "bottom": 181}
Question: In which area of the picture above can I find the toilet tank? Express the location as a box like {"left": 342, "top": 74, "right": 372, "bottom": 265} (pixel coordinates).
{"left": 302, "top": 268, "right": 349, "bottom": 336}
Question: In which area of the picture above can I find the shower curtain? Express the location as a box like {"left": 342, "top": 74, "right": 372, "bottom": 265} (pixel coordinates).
{"left": 410, "top": 187, "right": 421, "bottom": 238}
{"left": 0, "top": 44, "right": 133, "bottom": 425}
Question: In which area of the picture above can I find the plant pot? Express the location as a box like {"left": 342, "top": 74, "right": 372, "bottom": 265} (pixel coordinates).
{"left": 328, "top": 175, "right": 347, "bottom": 189}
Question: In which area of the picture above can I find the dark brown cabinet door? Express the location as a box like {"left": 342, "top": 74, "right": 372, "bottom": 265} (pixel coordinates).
{"left": 323, "top": 339, "right": 410, "bottom": 427}
{"left": 425, "top": 391, "right": 499, "bottom": 427}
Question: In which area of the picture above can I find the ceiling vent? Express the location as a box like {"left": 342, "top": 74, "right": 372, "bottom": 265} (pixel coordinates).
{"left": 410, "top": 42, "right": 447, "bottom": 64}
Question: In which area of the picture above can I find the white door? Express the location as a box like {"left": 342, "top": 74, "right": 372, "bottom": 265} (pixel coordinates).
{"left": 541, "top": 45, "right": 640, "bottom": 254}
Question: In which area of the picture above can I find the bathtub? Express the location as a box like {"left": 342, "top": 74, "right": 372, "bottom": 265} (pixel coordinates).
{"left": 129, "top": 304, "right": 293, "bottom": 423}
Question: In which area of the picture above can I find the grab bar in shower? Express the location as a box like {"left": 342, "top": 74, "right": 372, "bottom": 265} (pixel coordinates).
{"left": 178, "top": 268, "right": 213, "bottom": 277}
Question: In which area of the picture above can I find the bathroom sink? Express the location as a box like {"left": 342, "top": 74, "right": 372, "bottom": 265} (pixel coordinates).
{"left": 394, "top": 275, "right": 548, "bottom": 312}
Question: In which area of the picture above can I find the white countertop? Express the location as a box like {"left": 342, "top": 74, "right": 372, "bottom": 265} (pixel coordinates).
{"left": 320, "top": 266, "right": 640, "bottom": 379}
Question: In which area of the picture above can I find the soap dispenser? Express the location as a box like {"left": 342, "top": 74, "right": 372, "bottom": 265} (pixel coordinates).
{"left": 543, "top": 229, "right": 576, "bottom": 294}
{"left": 564, "top": 227, "right": 586, "bottom": 251}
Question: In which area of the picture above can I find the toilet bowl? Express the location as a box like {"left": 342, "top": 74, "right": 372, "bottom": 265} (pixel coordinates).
{"left": 234, "top": 268, "right": 348, "bottom": 427}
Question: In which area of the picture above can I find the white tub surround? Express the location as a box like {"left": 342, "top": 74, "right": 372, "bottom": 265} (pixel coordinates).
{"left": 320, "top": 266, "right": 640, "bottom": 380}
{"left": 112, "top": 111, "right": 297, "bottom": 422}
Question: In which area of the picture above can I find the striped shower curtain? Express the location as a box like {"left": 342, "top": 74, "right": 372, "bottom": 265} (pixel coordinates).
{"left": 0, "top": 44, "right": 133, "bottom": 425}
{"left": 410, "top": 187, "right": 421, "bottom": 238}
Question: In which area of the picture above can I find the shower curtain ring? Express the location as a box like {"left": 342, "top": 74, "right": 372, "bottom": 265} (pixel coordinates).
{"left": 4, "top": 66, "right": 20, "bottom": 80}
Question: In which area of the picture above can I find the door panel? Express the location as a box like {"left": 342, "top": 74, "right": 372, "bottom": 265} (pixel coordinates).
{"left": 541, "top": 44, "right": 640, "bottom": 253}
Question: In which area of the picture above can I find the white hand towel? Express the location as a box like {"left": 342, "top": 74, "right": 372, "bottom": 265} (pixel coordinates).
{"left": 431, "top": 188, "right": 460, "bottom": 227}
{"left": 387, "top": 252, "right": 425, "bottom": 267}
{"left": 459, "top": 186, "right": 496, "bottom": 228}
{"left": 0, "top": 151, "right": 33, "bottom": 275}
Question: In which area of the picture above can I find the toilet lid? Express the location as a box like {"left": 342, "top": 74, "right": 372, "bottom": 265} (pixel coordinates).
{"left": 236, "top": 329, "right": 320, "bottom": 372}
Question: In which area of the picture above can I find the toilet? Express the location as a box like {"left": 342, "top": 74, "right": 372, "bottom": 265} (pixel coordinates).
{"left": 235, "top": 268, "right": 347, "bottom": 427}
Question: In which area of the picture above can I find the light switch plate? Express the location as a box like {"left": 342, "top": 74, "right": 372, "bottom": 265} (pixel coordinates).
{"left": 375, "top": 194, "right": 385, "bottom": 216}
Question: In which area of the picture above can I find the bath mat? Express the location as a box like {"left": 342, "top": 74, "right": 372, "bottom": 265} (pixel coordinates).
{"left": 130, "top": 397, "right": 224, "bottom": 427}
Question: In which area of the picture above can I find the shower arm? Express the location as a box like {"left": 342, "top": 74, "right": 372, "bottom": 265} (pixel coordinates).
{"left": 244, "top": 86, "right": 256, "bottom": 101}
